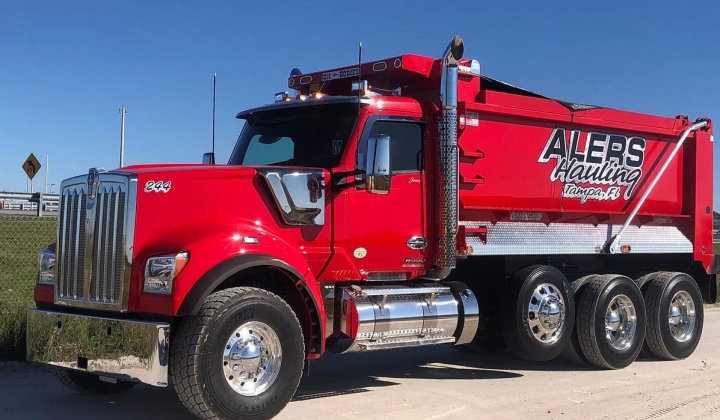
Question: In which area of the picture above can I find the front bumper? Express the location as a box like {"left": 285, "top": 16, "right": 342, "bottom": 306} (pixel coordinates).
{"left": 26, "top": 309, "right": 170, "bottom": 387}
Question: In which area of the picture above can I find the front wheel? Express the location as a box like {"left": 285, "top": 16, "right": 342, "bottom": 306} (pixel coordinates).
{"left": 171, "top": 287, "right": 305, "bottom": 420}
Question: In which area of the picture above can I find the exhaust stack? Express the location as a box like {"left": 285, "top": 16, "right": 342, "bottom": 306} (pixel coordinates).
{"left": 436, "top": 35, "right": 464, "bottom": 278}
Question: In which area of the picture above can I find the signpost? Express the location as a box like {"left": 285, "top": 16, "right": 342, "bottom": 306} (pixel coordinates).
{"left": 22, "top": 153, "right": 42, "bottom": 193}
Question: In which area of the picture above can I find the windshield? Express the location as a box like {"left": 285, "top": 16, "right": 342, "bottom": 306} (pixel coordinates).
{"left": 229, "top": 103, "right": 359, "bottom": 169}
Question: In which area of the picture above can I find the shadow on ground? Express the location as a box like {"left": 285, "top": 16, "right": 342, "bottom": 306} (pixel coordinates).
{"left": 292, "top": 345, "right": 601, "bottom": 402}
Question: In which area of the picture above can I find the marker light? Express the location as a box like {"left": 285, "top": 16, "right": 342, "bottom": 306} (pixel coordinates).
{"left": 351, "top": 79, "right": 368, "bottom": 92}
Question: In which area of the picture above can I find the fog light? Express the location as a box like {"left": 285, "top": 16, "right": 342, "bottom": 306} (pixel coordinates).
{"left": 38, "top": 248, "right": 55, "bottom": 285}
{"left": 143, "top": 251, "right": 189, "bottom": 294}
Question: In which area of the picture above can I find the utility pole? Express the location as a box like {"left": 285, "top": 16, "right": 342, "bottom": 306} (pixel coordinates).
{"left": 119, "top": 105, "right": 127, "bottom": 167}
{"left": 40, "top": 155, "right": 49, "bottom": 193}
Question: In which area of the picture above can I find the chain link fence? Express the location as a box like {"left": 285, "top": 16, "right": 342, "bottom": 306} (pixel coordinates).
{"left": 0, "top": 214, "right": 57, "bottom": 360}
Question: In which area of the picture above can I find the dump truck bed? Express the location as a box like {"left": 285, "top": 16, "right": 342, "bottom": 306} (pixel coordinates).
{"left": 455, "top": 81, "right": 713, "bottom": 267}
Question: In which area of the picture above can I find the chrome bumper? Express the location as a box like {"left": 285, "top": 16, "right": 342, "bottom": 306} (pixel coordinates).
{"left": 26, "top": 309, "right": 170, "bottom": 387}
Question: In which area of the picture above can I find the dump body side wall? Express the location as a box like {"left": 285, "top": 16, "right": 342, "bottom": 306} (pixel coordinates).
{"left": 457, "top": 90, "right": 692, "bottom": 219}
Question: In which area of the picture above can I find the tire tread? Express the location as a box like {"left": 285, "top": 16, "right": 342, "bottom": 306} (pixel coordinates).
{"left": 576, "top": 276, "right": 611, "bottom": 369}
{"left": 560, "top": 275, "right": 597, "bottom": 366}
{"left": 644, "top": 273, "right": 671, "bottom": 359}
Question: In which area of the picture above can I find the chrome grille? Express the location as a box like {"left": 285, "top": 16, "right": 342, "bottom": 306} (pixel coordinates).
{"left": 55, "top": 172, "right": 136, "bottom": 312}
{"left": 57, "top": 190, "right": 86, "bottom": 301}
{"left": 90, "top": 186, "right": 126, "bottom": 304}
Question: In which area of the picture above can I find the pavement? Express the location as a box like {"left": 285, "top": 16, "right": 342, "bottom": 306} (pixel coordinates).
{"left": 1, "top": 306, "right": 718, "bottom": 420}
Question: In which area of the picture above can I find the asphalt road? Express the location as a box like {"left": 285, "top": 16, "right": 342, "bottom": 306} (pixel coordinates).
{"left": 2, "top": 307, "right": 719, "bottom": 420}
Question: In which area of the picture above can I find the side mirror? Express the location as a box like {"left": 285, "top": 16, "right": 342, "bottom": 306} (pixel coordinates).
{"left": 364, "top": 135, "right": 392, "bottom": 194}
{"left": 202, "top": 152, "right": 215, "bottom": 164}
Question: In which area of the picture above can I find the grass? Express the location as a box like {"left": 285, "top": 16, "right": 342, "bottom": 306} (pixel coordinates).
{"left": 0, "top": 215, "right": 57, "bottom": 360}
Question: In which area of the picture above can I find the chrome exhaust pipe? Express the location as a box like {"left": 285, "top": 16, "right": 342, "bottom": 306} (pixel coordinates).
{"left": 436, "top": 35, "right": 464, "bottom": 278}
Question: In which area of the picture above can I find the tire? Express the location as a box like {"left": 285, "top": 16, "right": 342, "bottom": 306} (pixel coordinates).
{"left": 635, "top": 273, "right": 659, "bottom": 358}
{"left": 454, "top": 333, "right": 507, "bottom": 354}
{"left": 560, "top": 275, "right": 600, "bottom": 366}
{"left": 50, "top": 366, "right": 137, "bottom": 394}
{"left": 501, "top": 265, "right": 574, "bottom": 361}
{"left": 576, "top": 274, "right": 646, "bottom": 369}
{"left": 171, "top": 287, "right": 305, "bottom": 420}
{"left": 642, "top": 272, "right": 704, "bottom": 360}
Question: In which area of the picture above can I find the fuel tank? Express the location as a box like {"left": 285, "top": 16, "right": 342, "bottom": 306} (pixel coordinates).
{"left": 324, "top": 282, "right": 479, "bottom": 353}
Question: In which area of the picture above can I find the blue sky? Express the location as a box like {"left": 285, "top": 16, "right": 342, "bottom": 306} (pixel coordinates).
{"left": 1, "top": 1, "right": 718, "bottom": 205}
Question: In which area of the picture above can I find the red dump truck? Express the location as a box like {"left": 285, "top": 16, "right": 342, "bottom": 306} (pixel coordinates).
{"left": 27, "top": 35, "right": 715, "bottom": 419}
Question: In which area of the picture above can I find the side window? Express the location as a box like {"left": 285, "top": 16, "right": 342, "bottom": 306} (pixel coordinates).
{"left": 368, "top": 121, "right": 424, "bottom": 173}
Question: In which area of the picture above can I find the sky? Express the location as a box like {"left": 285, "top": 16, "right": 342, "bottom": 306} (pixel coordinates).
{"left": 1, "top": 0, "right": 719, "bottom": 205}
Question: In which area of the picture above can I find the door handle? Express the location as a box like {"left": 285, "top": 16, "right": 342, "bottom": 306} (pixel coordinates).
{"left": 407, "top": 236, "right": 428, "bottom": 250}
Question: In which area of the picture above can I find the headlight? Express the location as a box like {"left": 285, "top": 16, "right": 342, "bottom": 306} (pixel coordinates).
{"left": 143, "top": 251, "right": 189, "bottom": 294}
{"left": 38, "top": 248, "right": 55, "bottom": 285}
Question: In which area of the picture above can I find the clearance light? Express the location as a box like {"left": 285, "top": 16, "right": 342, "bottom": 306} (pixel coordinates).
{"left": 313, "top": 92, "right": 325, "bottom": 99}
{"left": 296, "top": 94, "right": 307, "bottom": 100}
{"left": 363, "top": 89, "right": 381, "bottom": 98}
{"left": 274, "top": 91, "right": 289, "bottom": 102}
{"left": 351, "top": 79, "right": 368, "bottom": 92}
{"left": 620, "top": 245, "right": 631, "bottom": 253}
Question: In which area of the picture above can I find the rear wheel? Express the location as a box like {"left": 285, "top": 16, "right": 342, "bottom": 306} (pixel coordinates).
{"left": 171, "top": 287, "right": 305, "bottom": 420}
{"left": 643, "top": 272, "right": 704, "bottom": 360}
{"left": 50, "top": 367, "right": 136, "bottom": 394}
{"left": 501, "top": 265, "right": 574, "bottom": 361}
{"left": 576, "top": 274, "right": 646, "bottom": 369}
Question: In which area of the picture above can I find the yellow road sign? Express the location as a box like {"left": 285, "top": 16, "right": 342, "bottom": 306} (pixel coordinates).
{"left": 22, "top": 153, "right": 42, "bottom": 180}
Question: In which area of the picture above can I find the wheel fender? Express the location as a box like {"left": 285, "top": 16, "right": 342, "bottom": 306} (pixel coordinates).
{"left": 172, "top": 227, "right": 326, "bottom": 347}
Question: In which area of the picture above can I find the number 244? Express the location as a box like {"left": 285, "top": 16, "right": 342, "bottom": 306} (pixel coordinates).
{"left": 144, "top": 180, "right": 171, "bottom": 193}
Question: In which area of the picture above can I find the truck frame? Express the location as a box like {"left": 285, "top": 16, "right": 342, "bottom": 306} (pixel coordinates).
{"left": 26, "top": 35, "right": 715, "bottom": 419}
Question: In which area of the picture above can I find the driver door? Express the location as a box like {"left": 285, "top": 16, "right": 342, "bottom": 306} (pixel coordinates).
{"left": 344, "top": 117, "right": 429, "bottom": 280}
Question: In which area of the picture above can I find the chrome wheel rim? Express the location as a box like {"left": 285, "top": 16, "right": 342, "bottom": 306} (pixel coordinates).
{"left": 222, "top": 321, "right": 282, "bottom": 397}
{"left": 668, "top": 290, "right": 696, "bottom": 343}
{"left": 527, "top": 283, "right": 565, "bottom": 344}
{"left": 605, "top": 294, "right": 637, "bottom": 351}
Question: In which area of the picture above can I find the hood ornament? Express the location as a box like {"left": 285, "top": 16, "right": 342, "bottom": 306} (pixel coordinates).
{"left": 87, "top": 168, "right": 99, "bottom": 199}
